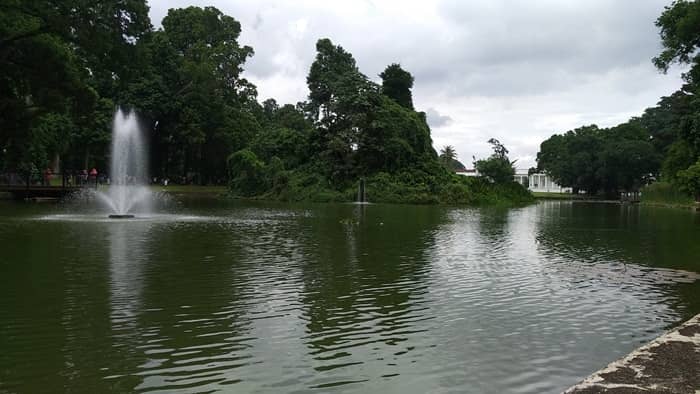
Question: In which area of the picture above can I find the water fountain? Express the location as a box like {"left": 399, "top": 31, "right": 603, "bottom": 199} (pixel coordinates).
{"left": 97, "top": 109, "right": 153, "bottom": 219}
{"left": 356, "top": 178, "right": 367, "bottom": 204}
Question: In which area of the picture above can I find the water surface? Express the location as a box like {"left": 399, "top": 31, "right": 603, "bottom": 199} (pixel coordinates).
{"left": 0, "top": 200, "right": 699, "bottom": 393}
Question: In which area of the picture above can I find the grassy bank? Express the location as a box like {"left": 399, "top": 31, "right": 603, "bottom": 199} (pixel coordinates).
{"left": 641, "top": 182, "right": 697, "bottom": 209}
{"left": 532, "top": 192, "right": 588, "bottom": 200}
{"left": 236, "top": 169, "right": 535, "bottom": 206}
{"left": 151, "top": 185, "right": 228, "bottom": 195}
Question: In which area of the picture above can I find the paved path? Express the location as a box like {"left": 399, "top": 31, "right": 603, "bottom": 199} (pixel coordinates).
{"left": 565, "top": 313, "right": 700, "bottom": 393}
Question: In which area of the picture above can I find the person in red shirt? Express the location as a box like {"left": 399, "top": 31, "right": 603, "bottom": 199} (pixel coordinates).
{"left": 43, "top": 167, "right": 52, "bottom": 186}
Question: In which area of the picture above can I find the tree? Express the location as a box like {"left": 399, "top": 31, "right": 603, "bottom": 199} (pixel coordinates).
{"left": 123, "top": 6, "right": 258, "bottom": 183}
{"left": 676, "top": 159, "right": 700, "bottom": 201}
{"left": 474, "top": 139, "right": 515, "bottom": 184}
{"left": 537, "top": 123, "right": 658, "bottom": 196}
{"left": 304, "top": 38, "right": 438, "bottom": 180}
{"left": 653, "top": 0, "right": 700, "bottom": 73}
{"left": 379, "top": 63, "right": 414, "bottom": 109}
{"left": 440, "top": 145, "right": 456, "bottom": 162}
{"left": 227, "top": 149, "right": 266, "bottom": 196}
{"left": 638, "top": 91, "right": 693, "bottom": 157}
{"left": 306, "top": 38, "right": 359, "bottom": 120}
{"left": 439, "top": 145, "right": 466, "bottom": 171}
{"left": 651, "top": 0, "right": 700, "bottom": 186}
{"left": 0, "top": 0, "right": 151, "bottom": 171}
{"left": 598, "top": 122, "right": 660, "bottom": 194}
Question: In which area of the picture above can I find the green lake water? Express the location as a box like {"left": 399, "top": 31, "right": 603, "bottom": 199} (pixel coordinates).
{"left": 0, "top": 199, "right": 699, "bottom": 393}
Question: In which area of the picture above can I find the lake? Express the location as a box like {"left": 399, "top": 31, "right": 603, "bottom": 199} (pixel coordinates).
{"left": 0, "top": 199, "right": 699, "bottom": 393}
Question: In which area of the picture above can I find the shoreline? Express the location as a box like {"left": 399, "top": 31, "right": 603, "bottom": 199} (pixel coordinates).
{"left": 565, "top": 313, "right": 700, "bottom": 393}
{"left": 641, "top": 200, "right": 700, "bottom": 211}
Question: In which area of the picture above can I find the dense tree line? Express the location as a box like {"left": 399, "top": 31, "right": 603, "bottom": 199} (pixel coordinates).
{"left": 227, "top": 37, "right": 528, "bottom": 204}
{"left": 0, "top": 1, "right": 532, "bottom": 205}
{"left": 537, "top": 0, "right": 700, "bottom": 200}
{"left": 1, "top": 0, "right": 150, "bottom": 176}
{"left": 0, "top": 2, "right": 260, "bottom": 183}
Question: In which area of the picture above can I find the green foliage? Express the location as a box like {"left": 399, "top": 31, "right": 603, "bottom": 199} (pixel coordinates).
{"left": 641, "top": 181, "right": 695, "bottom": 205}
{"left": 121, "top": 6, "right": 258, "bottom": 183}
{"left": 379, "top": 63, "right": 414, "bottom": 109}
{"left": 676, "top": 159, "right": 700, "bottom": 200}
{"left": 439, "top": 145, "right": 456, "bottom": 162}
{"left": 537, "top": 123, "right": 658, "bottom": 195}
{"left": 1, "top": 5, "right": 532, "bottom": 207}
{"left": 457, "top": 177, "right": 534, "bottom": 206}
{"left": 653, "top": 0, "right": 700, "bottom": 72}
{"left": 0, "top": 0, "right": 150, "bottom": 171}
{"left": 531, "top": 2, "right": 700, "bottom": 201}
{"left": 221, "top": 38, "right": 529, "bottom": 206}
{"left": 302, "top": 38, "right": 438, "bottom": 182}
{"left": 227, "top": 149, "right": 267, "bottom": 196}
{"left": 306, "top": 38, "right": 359, "bottom": 119}
{"left": 438, "top": 145, "right": 465, "bottom": 171}
{"left": 474, "top": 139, "right": 516, "bottom": 184}
{"left": 475, "top": 157, "right": 515, "bottom": 184}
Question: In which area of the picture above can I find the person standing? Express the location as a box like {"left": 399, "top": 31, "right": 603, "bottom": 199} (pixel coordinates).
{"left": 89, "top": 168, "right": 98, "bottom": 186}
{"left": 43, "top": 167, "right": 52, "bottom": 186}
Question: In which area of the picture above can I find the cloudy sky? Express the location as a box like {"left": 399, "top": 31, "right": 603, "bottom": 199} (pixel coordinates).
{"left": 149, "top": 0, "right": 685, "bottom": 168}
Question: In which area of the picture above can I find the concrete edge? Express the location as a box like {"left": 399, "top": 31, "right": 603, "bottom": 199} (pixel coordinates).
{"left": 564, "top": 313, "right": 700, "bottom": 393}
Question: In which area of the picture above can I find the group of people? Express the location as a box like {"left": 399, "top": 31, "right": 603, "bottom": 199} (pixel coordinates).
{"left": 43, "top": 168, "right": 102, "bottom": 186}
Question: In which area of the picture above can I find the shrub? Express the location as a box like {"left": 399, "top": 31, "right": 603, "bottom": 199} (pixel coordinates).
{"left": 227, "top": 149, "right": 267, "bottom": 196}
{"left": 474, "top": 156, "right": 515, "bottom": 184}
{"left": 642, "top": 181, "right": 694, "bottom": 205}
{"left": 676, "top": 160, "right": 700, "bottom": 201}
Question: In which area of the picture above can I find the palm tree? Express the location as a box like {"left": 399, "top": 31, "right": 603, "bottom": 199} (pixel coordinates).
{"left": 439, "top": 145, "right": 456, "bottom": 162}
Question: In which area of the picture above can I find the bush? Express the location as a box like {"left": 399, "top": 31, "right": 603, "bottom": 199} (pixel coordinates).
{"left": 226, "top": 157, "right": 534, "bottom": 206}
{"left": 227, "top": 149, "right": 267, "bottom": 196}
{"left": 474, "top": 156, "right": 515, "bottom": 184}
{"left": 676, "top": 160, "right": 700, "bottom": 201}
{"left": 641, "top": 181, "right": 695, "bottom": 205}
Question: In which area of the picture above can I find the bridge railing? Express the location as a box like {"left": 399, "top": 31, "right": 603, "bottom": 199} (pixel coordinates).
{"left": 0, "top": 171, "right": 104, "bottom": 189}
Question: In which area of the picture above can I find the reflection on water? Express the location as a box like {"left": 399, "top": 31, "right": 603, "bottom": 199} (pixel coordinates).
{"left": 0, "top": 200, "right": 699, "bottom": 393}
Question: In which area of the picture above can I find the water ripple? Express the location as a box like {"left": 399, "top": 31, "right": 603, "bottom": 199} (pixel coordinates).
{"left": 0, "top": 201, "right": 698, "bottom": 393}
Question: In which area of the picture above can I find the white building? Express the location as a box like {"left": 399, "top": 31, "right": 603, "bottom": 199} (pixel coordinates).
{"left": 455, "top": 169, "right": 479, "bottom": 177}
{"left": 514, "top": 169, "right": 571, "bottom": 193}
{"left": 457, "top": 168, "right": 572, "bottom": 193}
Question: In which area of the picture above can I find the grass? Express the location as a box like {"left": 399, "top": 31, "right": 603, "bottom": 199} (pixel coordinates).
{"left": 641, "top": 182, "right": 696, "bottom": 208}
{"left": 150, "top": 185, "right": 228, "bottom": 194}
{"left": 532, "top": 192, "right": 587, "bottom": 200}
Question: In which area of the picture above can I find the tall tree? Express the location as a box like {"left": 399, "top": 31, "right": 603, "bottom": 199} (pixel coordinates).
{"left": 0, "top": 0, "right": 151, "bottom": 172}
{"left": 439, "top": 145, "right": 465, "bottom": 171}
{"left": 123, "top": 6, "right": 257, "bottom": 183}
{"left": 653, "top": 0, "right": 700, "bottom": 73}
{"left": 379, "top": 63, "right": 414, "bottom": 109}
{"left": 306, "top": 38, "right": 360, "bottom": 120}
{"left": 537, "top": 124, "right": 658, "bottom": 195}
{"left": 440, "top": 145, "right": 456, "bottom": 162}
{"left": 475, "top": 139, "right": 515, "bottom": 184}
{"left": 651, "top": 0, "right": 700, "bottom": 182}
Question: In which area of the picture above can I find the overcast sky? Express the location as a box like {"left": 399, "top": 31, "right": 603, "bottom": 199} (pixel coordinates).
{"left": 149, "top": 0, "right": 685, "bottom": 168}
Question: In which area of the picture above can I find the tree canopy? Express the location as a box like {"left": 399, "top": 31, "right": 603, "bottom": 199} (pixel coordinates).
{"left": 0, "top": 2, "right": 533, "bottom": 206}
{"left": 0, "top": 0, "right": 151, "bottom": 172}
{"left": 380, "top": 63, "right": 414, "bottom": 110}
{"left": 536, "top": 0, "right": 700, "bottom": 200}
{"left": 475, "top": 139, "right": 516, "bottom": 184}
